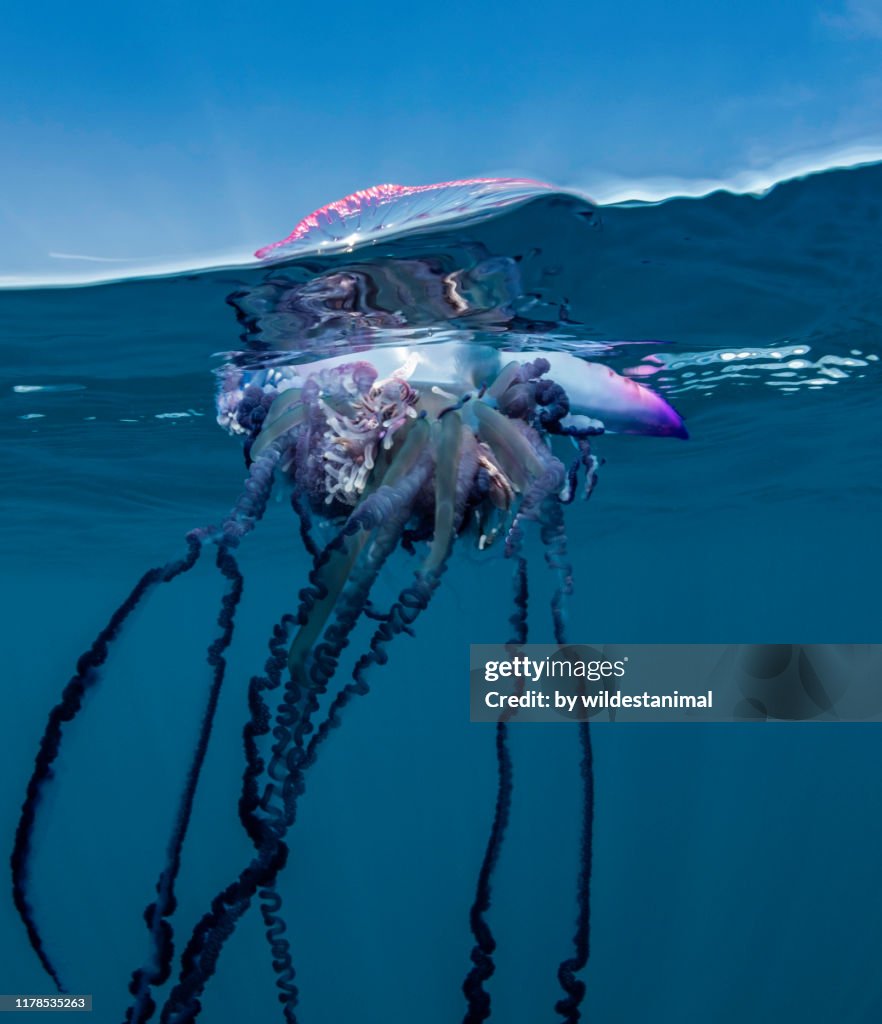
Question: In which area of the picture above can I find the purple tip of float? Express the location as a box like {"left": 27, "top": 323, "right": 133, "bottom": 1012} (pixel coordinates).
{"left": 654, "top": 399, "right": 689, "bottom": 439}
{"left": 254, "top": 178, "right": 561, "bottom": 260}
{"left": 613, "top": 371, "right": 689, "bottom": 439}
{"left": 624, "top": 375, "right": 688, "bottom": 439}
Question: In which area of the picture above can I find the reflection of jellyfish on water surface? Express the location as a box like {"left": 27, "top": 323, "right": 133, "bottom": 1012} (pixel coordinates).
{"left": 11, "top": 179, "right": 687, "bottom": 1022}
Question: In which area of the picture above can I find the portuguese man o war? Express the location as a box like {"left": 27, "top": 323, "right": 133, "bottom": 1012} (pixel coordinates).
{"left": 11, "top": 178, "right": 687, "bottom": 1023}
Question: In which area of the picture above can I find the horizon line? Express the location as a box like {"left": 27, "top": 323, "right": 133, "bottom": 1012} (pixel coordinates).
{"left": 3, "top": 143, "right": 881, "bottom": 291}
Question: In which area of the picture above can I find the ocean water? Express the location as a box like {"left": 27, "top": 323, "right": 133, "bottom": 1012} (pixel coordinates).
{"left": 2, "top": 166, "right": 881, "bottom": 1023}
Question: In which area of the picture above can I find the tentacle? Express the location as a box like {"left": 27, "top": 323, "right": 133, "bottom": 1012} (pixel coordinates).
{"left": 303, "top": 559, "right": 451, "bottom": 772}
{"left": 268, "top": 420, "right": 433, "bottom": 805}
{"left": 241, "top": 618, "right": 302, "bottom": 1018}
{"left": 471, "top": 402, "right": 544, "bottom": 492}
{"left": 461, "top": 556, "right": 528, "bottom": 1023}
{"left": 159, "top": 426, "right": 434, "bottom": 1023}
{"left": 249, "top": 546, "right": 460, "bottom": 1024}
{"left": 425, "top": 411, "right": 464, "bottom": 572}
{"left": 503, "top": 433, "right": 566, "bottom": 558}
{"left": 158, "top": 616, "right": 297, "bottom": 1024}
{"left": 540, "top": 498, "right": 594, "bottom": 1024}
{"left": 161, "top": 835, "right": 289, "bottom": 1024}
{"left": 576, "top": 438, "right": 600, "bottom": 503}
{"left": 300, "top": 416, "right": 466, "bottom": 766}
{"left": 125, "top": 449, "right": 284, "bottom": 1023}
{"left": 278, "top": 438, "right": 433, "bottom": 820}
{"left": 259, "top": 886, "right": 298, "bottom": 1023}
{"left": 555, "top": 718, "right": 594, "bottom": 1024}
{"left": 242, "top": 616, "right": 297, "bottom": 847}
{"left": 468, "top": 401, "right": 567, "bottom": 556}
{"left": 250, "top": 401, "right": 306, "bottom": 461}
{"left": 10, "top": 534, "right": 202, "bottom": 992}
{"left": 540, "top": 497, "right": 574, "bottom": 642}
{"left": 267, "top": 416, "right": 430, "bottom": 705}
{"left": 289, "top": 488, "right": 320, "bottom": 560}
{"left": 125, "top": 544, "right": 245, "bottom": 1024}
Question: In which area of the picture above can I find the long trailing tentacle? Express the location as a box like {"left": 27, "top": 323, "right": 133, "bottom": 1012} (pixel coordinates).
{"left": 541, "top": 496, "right": 595, "bottom": 1024}
{"left": 125, "top": 544, "right": 245, "bottom": 1024}
{"left": 113, "top": 444, "right": 282, "bottom": 1024}
{"left": 158, "top": 423, "right": 435, "bottom": 1024}
{"left": 307, "top": 543, "right": 455, "bottom": 774}
{"left": 274, "top": 419, "right": 434, "bottom": 821}
{"left": 13, "top": 439, "right": 286, "bottom": 996}
{"left": 237, "top": 615, "right": 302, "bottom": 1020}
{"left": 461, "top": 556, "right": 528, "bottom": 1023}
{"left": 241, "top": 616, "right": 297, "bottom": 847}
{"left": 156, "top": 609, "right": 299, "bottom": 1024}
{"left": 254, "top": 432, "right": 436, "bottom": 1020}
{"left": 555, "top": 719, "right": 594, "bottom": 1024}
{"left": 458, "top": 411, "right": 586, "bottom": 1022}
{"left": 10, "top": 534, "right": 202, "bottom": 992}
{"left": 17, "top": 444, "right": 272, "bottom": 1024}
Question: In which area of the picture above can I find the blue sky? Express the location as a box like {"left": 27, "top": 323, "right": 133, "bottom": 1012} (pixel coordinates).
{"left": 3, "top": 0, "right": 882, "bottom": 278}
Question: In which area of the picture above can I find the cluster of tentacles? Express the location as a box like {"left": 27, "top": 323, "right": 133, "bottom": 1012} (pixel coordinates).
{"left": 11, "top": 354, "right": 598, "bottom": 1024}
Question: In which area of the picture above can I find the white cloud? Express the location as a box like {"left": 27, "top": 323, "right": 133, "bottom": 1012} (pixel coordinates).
{"left": 822, "top": 0, "right": 882, "bottom": 39}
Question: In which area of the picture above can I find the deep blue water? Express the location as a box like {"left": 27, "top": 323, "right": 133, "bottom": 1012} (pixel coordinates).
{"left": 2, "top": 166, "right": 882, "bottom": 1023}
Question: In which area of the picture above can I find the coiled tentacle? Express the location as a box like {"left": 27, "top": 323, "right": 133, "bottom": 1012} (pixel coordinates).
{"left": 461, "top": 556, "right": 528, "bottom": 1023}
{"left": 259, "top": 886, "right": 298, "bottom": 1023}
{"left": 14, "top": 431, "right": 279, "bottom": 999}
{"left": 125, "top": 447, "right": 283, "bottom": 1024}
{"left": 10, "top": 535, "right": 203, "bottom": 993}
{"left": 540, "top": 498, "right": 594, "bottom": 1024}
{"left": 159, "top": 424, "right": 435, "bottom": 1023}
{"left": 125, "top": 545, "right": 246, "bottom": 1024}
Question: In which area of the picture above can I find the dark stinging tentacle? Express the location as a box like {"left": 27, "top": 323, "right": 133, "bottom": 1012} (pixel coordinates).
{"left": 555, "top": 721, "right": 594, "bottom": 1024}
{"left": 14, "top": 440, "right": 287, "bottom": 995}
{"left": 125, "top": 447, "right": 285, "bottom": 1024}
{"left": 259, "top": 886, "right": 298, "bottom": 1023}
{"left": 289, "top": 488, "right": 320, "bottom": 560}
{"left": 159, "top": 430, "right": 435, "bottom": 1023}
{"left": 274, "top": 423, "right": 434, "bottom": 821}
{"left": 309, "top": 553, "right": 453, "bottom": 771}
{"left": 241, "top": 616, "right": 297, "bottom": 847}
{"left": 10, "top": 534, "right": 203, "bottom": 992}
{"left": 461, "top": 556, "right": 528, "bottom": 1023}
{"left": 540, "top": 498, "right": 595, "bottom": 1024}
{"left": 125, "top": 544, "right": 246, "bottom": 1024}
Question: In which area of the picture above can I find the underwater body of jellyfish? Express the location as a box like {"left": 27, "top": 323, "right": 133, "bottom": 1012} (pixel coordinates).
{"left": 11, "top": 179, "right": 687, "bottom": 1023}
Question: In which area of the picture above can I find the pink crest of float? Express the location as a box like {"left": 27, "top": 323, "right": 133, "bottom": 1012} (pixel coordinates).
{"left": 255, "top": 178, "right": 556, "bottom": 260}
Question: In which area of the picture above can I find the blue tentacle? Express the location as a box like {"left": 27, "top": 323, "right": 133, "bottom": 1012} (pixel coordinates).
{"left": 10, "top": 534, "right": 202, "bottom": 992}
{"left": 541, "top": 498, "right": 595, "bottom": 1024}
{"left": 461, "top": 556, "right": 528, "bottom": 1023}
{"left": 119, "top": 445, "right": 282, "bottom": 1024}
{"left": 159, "top": 437, "right": 433, "bottom": 1024}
